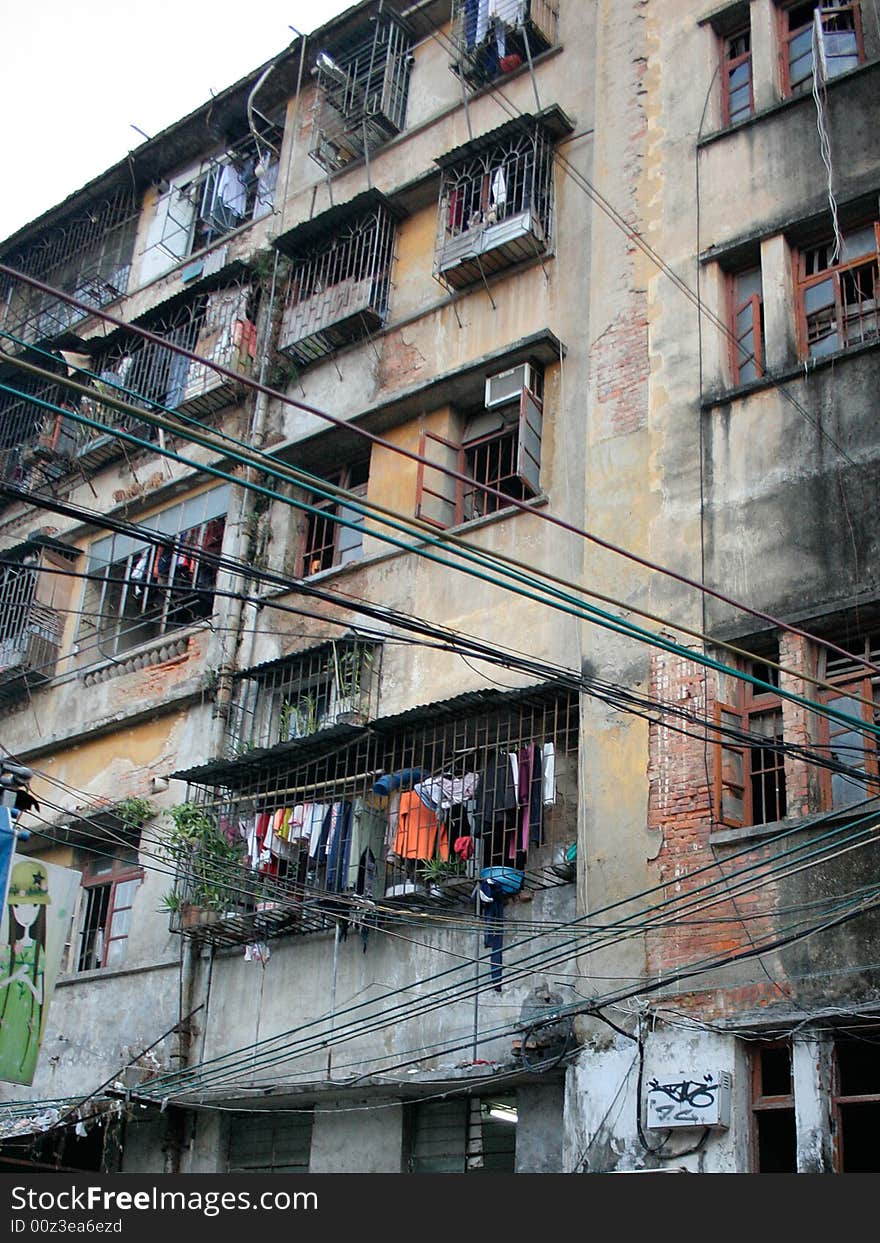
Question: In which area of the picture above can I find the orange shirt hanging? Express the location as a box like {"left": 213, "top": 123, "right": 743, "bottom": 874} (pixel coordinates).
{"left": 394, "top": 789, "right": 449, "bottom": 861}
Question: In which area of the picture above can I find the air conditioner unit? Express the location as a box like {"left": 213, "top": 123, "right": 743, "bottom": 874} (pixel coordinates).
{"left": 645, "top": 1070, "right": 732, "bottom": 1130}
{"left": 484, "top": 362, "right": 539, "bottom": 410}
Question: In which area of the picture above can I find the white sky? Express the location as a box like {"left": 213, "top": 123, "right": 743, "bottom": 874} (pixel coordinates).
{"left": 0, "top": 0, "right": 352, "bottom": 242}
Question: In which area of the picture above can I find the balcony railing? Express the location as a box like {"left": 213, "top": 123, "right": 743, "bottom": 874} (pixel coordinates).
{"left": 450, "top": 0, "right": 559, "bottom": 89}
{"left": 308, "top": 11, "right": 412, "bottom": 173}
{"left": 434, "top": 117, "right": 557, "bottom": 290}
{"left": 278, "top": 202, "right": 396, "bottom": 366}
{"left": 0, "top": 602, "right": 62, "bottom": 697}
{"left": 0, "top": 188, "right": 139, "bottom": 350}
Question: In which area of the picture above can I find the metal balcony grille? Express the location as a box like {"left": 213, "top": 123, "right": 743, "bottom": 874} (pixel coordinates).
{"left": 147, "top": 125, "right": 283, "bottom": 273}
{"left": 170, "top": 684, "right": 578, "bottom": 947}
{"left": 0, "top": 560, "right": 62, "bottom": 696}
{"left": 0, "top": 188, "right": 139, "bottom": 349}
{"left": 450, "top": 0, "right": 559, "bottom": 89}
{"left": 434, "top": 119, "right": 555, "bottom": 290}
{"left": 278, "top": 203, "right": 396, "bottom": 366}
{"left": 308, "top": 11, "right": 412, "bottom": 173}
{"left": 0, "top": 281, "right": 256, "bottom": 497}
{"left": 230, "top": 640, "right": 382, "bottom": 756}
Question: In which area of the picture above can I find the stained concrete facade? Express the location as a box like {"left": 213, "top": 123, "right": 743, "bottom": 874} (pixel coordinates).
{"left": 1, "top": 0, "right": 879, "bottom": 1174}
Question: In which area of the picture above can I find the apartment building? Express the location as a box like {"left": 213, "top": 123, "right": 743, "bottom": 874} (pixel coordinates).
{"left": 0, "top": 0, "right": 878, "bottom": 1174}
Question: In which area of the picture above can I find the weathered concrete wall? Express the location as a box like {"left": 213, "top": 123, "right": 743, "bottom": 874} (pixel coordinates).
{"left": 309, "top": 1100, "right": 403, "bottom": 1172}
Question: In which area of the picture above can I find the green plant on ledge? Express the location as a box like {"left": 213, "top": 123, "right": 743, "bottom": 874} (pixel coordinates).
{"left": 161, "top": 802, "right": 245, "bottom": 915}
{"left": 114, "top": 796, "right": 153, "bottom": 833}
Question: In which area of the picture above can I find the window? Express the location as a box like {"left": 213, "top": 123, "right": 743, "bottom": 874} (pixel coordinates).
{"left": 407, "top": 1095, "right": 517, "bottom": 1173}
{"left": 72, "top": 853, "right": 142, "bottom": 972}
{"left": 729, "top": 265, "right": 765, "bottom": 383}
{"left": 231, "top": 639, "right": 381, "bottom": 752}
{"left": 715, "top": 656, "right": 787, "bottom": 828}
{"left": 752, "top": 1041, "right": 797, "bottom": 1171}
{"left": 416, "top": 363, "right": 543, "bottom": 528}
{"left": 0, "top": 188, "right": 139, "bottom": 347}
{"left": 309, "top": 12, "right": 412, "bottom": 172}
{"left": 435, "top": 113, "right": 564, "bottom": 290}
{"left": 780, "top": 2, "right": 864, "bottom": 96}
{"left": 277, "top": 201, "right": 397, "bottom": 367}
{"left": 816, "top": 630, "right": 880, "bottom": 808}
{"left": 833, "top": 1031, "right": 880, "bottom": 1172}
{"left": 450, "top": 0, "right": 559, "bottom": 88}
{"left": 227, "top": 1110, "right": 313, "bottom": 1173}
{"left": 147, "top": 126, "right": 283, "bottom": 275}
{"left": 0, "top": 546, "right": 66, "bottom": 696}
{"left": 79, "top": 486, "right": 229, "bottom": 659}
{"left": 300, "top": 462, "right": 369, "bottom": 576}
{"left": 722, "top": 27, "right": 754, "bottom": 125}
{"left": 797, "top": 221, "right": 880, "bottom": 358}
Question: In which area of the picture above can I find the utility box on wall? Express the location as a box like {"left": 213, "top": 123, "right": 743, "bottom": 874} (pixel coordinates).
{"left": 645, "top": 1070, "right": 732, "bottom": 1129}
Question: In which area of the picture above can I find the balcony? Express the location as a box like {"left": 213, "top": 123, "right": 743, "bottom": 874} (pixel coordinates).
{"left": 449, "top": 0, "right": 559, "bottom": 91}
{"left": 308, "top": 11, "right": 412, "bottom": 173}
{"left": 0, "top": 188, "right": 139, "bottom": 351}
{"left": 434, "top": 109, "right": 571, "bottom": 291}
{"left": 0, "top": 603, "right": 62, "bottom": 699}
{"left": 276, "top": 194, "right": 397, "bottom": 367}
{"left": 170, "top": 683, "right": 579, "bottom": 948}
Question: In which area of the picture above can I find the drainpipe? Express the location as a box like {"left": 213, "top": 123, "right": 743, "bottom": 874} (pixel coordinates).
{"left": 210, "top": 251, "right": 282, "bottom": 753}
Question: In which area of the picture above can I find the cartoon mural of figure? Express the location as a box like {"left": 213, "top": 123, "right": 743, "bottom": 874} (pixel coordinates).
{"left": 0, "top": 860, "right": 51, "bottom": 1084}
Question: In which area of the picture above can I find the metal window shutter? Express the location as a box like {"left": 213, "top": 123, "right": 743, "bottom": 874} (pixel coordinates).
{"left": 409, "top": 1100, "right": 468, "bottom": 1173}
{"left": 228, "top": 1111, "right": 313, "bottom": 1173}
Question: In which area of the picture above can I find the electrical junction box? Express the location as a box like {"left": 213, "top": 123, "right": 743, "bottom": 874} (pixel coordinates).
{"left": 645, "top": 1070, "right": 732, "bottom": 1129}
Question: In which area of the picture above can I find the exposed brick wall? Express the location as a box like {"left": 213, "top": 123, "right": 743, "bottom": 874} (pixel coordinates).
{"left": 590, "top": 1, "right": 650, "bottom": 442}
{"left": 645, "top": 647, "right": 783, "bottom": 1018}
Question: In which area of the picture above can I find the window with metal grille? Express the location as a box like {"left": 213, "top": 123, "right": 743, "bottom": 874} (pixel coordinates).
{"left": 227, "top": 1110, "right": 313, "bottom": 1173}
{"left": 309, "top": 12, "right": 412, "bottom": 173}
{"left": 78, "top": 487, "right": 228, "bottom": 660}
{"left": 779, "top": 1, "right": 863, "bottom": 97}
{"left": 0, "top": 547, "right": 66, "bottom": 696}
{"left": 434, "top": 118, "right": 557, "bottom": 291}
{"left": 450, "top": 0, "right": 559, "bottom": 89}
{"left": 416, "top": 364, "right": 543, "bottom": 529}
{"left": 715, "top": 654, "right": 787, "bottom": 828}
{"left": 722, "top": 26, "right": 754, "bottom": 125}
{"left": 73, "top": 853, "right": 142, "bottom": 973}
{"left": 751, "top": 1042, "right": 796, "bottom": 1171}
{"left": 301, "top": 462, "right": 369, "bottom": 576}
{"left": 278, "top": 202, "right": 397, "bottom": 368}
{"left": 797, "top": 222, "right": 880, "bottom": 359}
{"left": 231, "top": 639, "right": 381, "bottom": 754}
{"left": 146, "top": 123, "right": 283, "bottom": 275}
{"left": 407, "top": 1095, "right": 517, "bottom": 1173}
{"left": 0, "top": 188, "right": 139, "bottom": 348}
{"left": 729, "top": 265, "right": 765, "bottom": 383}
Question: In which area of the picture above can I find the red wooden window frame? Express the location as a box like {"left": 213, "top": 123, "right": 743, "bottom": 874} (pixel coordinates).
{"left": 778, "top": 2, "right": 864, "bottom": 98}
{"left": 832, "top": 1032, "right": 880, "bottom": 1172}
{"left": 721, "top": 26, "right": 754, "bottom": 126}
{"left": 300, "top": 463, "right": 369, "bottom": 577}
{"left": 727, "top": 267, "right": 764, "bottom": 384}
{"left": 751, "top": 1041, "right": 797, "bottom": 1172}
{"left": 714, "top": 668, "right": 786, "bottom": 829}
{"left": 796, "top": 221, "right": 880, "bottom": 359}
{"left": 415, "top": 385, "right": 543, "bottom": 530}
{"left": 76, "top": 856, "right": 143, "bottom": 972}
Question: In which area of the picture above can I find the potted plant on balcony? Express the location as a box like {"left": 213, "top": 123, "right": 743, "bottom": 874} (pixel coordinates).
{"left": 332, "top": 643, "right": 374, "bottom": 725}
{"left": 161, "top": 802, "right": 244, "bottom": 928}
